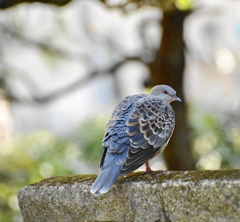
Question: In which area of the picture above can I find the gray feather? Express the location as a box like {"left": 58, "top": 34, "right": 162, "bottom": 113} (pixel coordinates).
{"left": 90, "top": 153, "right": 123, "bottom": 196}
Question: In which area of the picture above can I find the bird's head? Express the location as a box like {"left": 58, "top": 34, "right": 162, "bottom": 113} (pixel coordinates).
{"left": 150, "top": 85, "right": 182, "bottom": 103}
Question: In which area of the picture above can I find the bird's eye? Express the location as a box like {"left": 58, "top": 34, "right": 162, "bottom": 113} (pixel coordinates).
{"left": 163, "top": 90, "right": 168, "bottom": 94}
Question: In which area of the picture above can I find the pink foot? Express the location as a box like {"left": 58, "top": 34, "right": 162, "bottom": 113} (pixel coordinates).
{"left": 145, "top": 161, "right": 153, "bottom": 172}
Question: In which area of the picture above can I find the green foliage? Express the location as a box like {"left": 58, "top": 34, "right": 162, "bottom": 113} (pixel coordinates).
{"left": 76, "top": 116, "right": 106, "bottom": 165}
{"left": 0, "top": 117, "right": 106, "bottom": 222}
{"left": 175, "top": 0, "right": 192, "bottom": 10}
{"left": 190, "top": 107, "right": 240, "bottom": 170}
{"left": 0, "top": 131, "right": 71, "bottom": 221}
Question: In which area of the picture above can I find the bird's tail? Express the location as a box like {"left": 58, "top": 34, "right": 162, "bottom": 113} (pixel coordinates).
{"left": 90, "top": 153, "right": 122, "bottom": 196}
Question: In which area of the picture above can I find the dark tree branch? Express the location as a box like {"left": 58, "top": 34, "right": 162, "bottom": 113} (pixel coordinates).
{"left": 8, "top": 56, "right": 141, "bottom": 104}
{"left": 0, "top": 2, "right": 153, "bottom": 105}
{"left": 0, "top": 0, "right": 72, "bottom": 9}
{"left": 1, "top": 25, "right": 91, "bottom": 64}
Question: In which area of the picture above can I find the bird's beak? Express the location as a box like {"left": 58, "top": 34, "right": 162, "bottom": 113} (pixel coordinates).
{"left": 174, "top": 96, "right": 182, "bottom": 102}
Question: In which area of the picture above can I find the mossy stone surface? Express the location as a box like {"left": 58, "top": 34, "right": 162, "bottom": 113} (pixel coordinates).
{"left": 18, "top": 170, "right": 240, "bottom": 222}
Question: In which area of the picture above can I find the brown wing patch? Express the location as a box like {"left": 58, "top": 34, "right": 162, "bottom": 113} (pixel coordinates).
{"left": 126, "top": 96, "right": 175, "bottom": 149}
{"left": 121, "top": 96, "right": 175, "bottom": 175}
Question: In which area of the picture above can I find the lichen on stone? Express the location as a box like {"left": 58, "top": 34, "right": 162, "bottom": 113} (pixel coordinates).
{"left": 19, "top": 170, "right": 240, "bottom": 222}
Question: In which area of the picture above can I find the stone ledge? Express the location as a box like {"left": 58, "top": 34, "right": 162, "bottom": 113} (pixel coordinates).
{"left": 18, "top": 170, "right": 240, "bottom": 222}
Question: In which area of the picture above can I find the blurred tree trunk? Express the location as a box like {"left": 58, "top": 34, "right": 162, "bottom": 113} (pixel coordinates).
{"left": 148, "top": 9, "right": 196, "bottom": 170}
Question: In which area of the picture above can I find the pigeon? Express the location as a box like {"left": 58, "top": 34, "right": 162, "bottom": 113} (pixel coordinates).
{"left": 90, "top": 85, "right": 181, "bottom": 196}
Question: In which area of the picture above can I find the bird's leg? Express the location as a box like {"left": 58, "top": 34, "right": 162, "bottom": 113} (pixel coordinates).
{"left": 145, "top": 161, "right": 153, "bottom": 172}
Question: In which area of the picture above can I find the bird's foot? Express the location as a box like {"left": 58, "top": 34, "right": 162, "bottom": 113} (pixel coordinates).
{"left": 145, "top": 162, "right": 153, "bottom": 172}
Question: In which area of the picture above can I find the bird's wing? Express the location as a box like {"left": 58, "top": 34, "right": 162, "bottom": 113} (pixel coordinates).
{"left": 100, "top": 94, "right": 145, "bottom": 168}
{"left": 120, "top": 96, "right": 175, "bottom": 175}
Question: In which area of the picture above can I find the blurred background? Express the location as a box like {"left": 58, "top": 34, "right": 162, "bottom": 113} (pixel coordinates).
{"left": 0, "top": 0, "right": 240, "bottom": 221}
